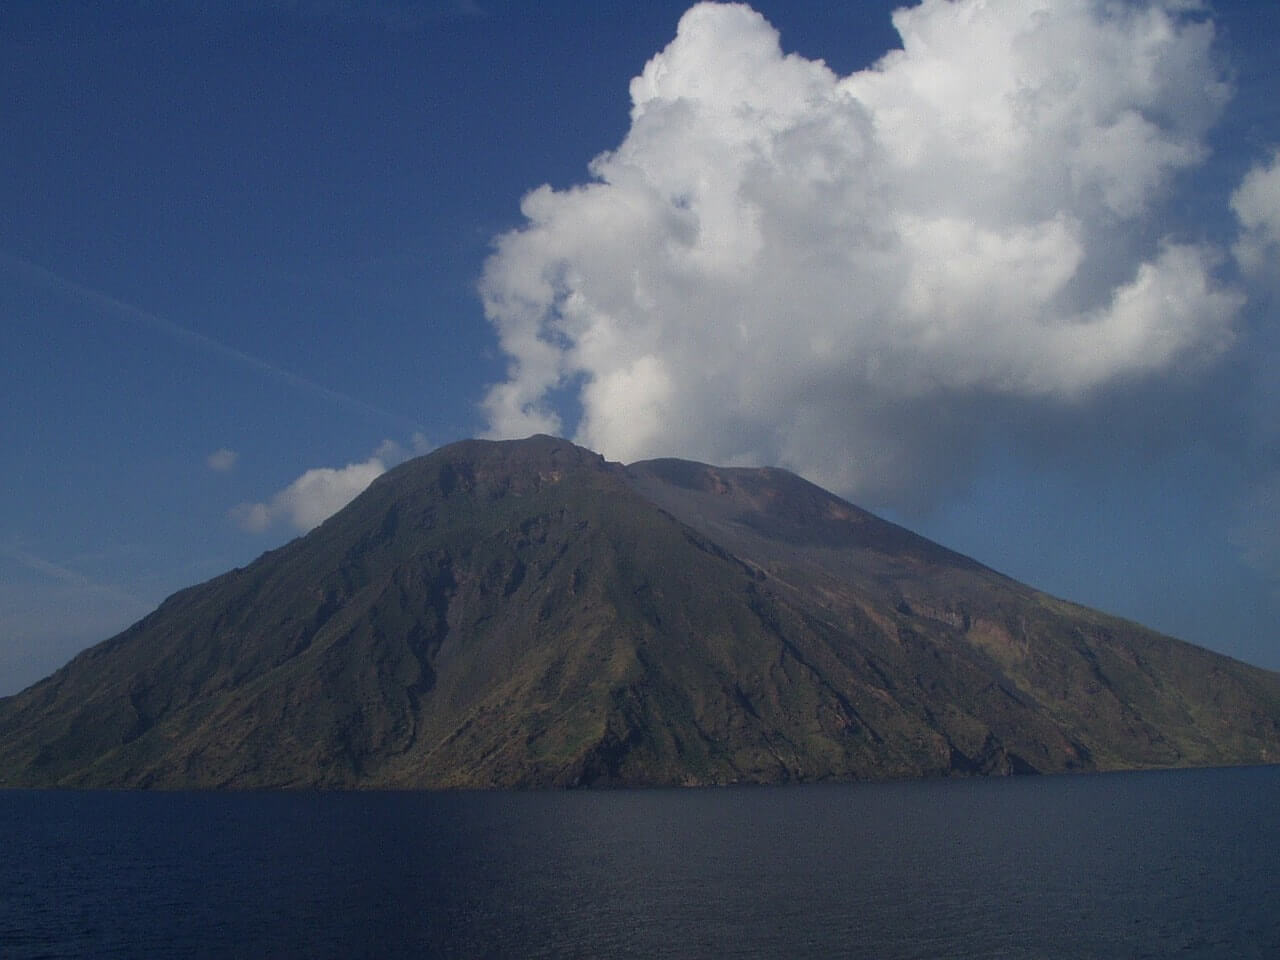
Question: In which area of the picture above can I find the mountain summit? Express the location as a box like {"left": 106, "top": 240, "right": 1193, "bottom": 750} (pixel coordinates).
{"left": 2, "top": 435, "right": 1277, "bottom": 788}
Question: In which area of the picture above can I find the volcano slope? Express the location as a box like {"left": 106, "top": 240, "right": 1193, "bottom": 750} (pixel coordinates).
{"left": 1, "top": 435, "right": 1277, "bottom": 788}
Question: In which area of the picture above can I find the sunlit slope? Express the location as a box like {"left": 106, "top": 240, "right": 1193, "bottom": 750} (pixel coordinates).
{"left": 1, "top": 436, "right": 1276, "bottom": 788}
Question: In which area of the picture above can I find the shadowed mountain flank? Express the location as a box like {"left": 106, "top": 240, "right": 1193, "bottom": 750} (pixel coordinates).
{"left": 2, "top": 436, "right": 1277, "bottom": 788}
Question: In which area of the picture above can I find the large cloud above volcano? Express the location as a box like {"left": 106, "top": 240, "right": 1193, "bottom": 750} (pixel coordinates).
{"left": 481, "top": 0, "right": 1244, "bottom": 503}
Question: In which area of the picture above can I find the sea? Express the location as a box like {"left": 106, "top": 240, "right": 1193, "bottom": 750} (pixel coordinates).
{"left": 2, "top": 765, "right": 1277, "bottom": 959}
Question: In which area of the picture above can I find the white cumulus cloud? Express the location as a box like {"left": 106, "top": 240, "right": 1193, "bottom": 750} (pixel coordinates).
{"left": 234, "top": 455, "right": 388, "bottom": 534}
{"left": 480, "top": 0, "right": 1244, "bottom": 503}
{"left": 231, "top": 434, "right": 433, "bottom": 534}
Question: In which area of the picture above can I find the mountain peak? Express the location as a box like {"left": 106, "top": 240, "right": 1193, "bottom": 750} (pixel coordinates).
{"left": 2, "top": 437, "right": 1277, "bottom": 789}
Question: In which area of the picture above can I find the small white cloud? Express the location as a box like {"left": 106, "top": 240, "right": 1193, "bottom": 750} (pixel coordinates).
{"left": 233, "top": 455, "right": 387, "bottom": 534}
{"left": 1232, "top": 148, "right": 1280, "bottom": 277}
{"left": 207, "top": 447, "right": 239, "bottom": 472}
{"left": 232, "top": 434, "right": 434, "bottom": 535}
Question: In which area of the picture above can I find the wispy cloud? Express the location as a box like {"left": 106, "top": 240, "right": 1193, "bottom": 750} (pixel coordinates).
{"left": 1231, "top": 473, "right": 1280, "bottom": 595}
{"left": 181, "top": 0, "right": 490, "bottom": 31}
{"left": 0, "top": 559, "right": 158, "bottom": 696}
{"left": 0, "top": 252, "right": 424, "bottom": 434}
{"left": 207, "top": 448, "right": 239, "bottom": 472}
{"left": 0, "top": 542, "right": 155, "bottom": 614}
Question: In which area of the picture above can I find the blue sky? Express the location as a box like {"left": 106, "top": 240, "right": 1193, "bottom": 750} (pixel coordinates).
{"left": 3, "top": 0, "right": 1280, "bottom": 696}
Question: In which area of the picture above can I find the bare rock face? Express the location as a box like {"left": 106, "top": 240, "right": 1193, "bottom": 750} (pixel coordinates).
{"left": 2, "top": 435, "right": 1278, "bottom": 789}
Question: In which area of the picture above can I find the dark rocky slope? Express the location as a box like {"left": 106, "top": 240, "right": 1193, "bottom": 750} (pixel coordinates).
{"left": 1, "top": 435, "right": 1277, "bottom": 788}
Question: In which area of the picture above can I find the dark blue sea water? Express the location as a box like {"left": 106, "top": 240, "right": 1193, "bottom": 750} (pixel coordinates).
{"left": 2, "top": 766, "right": 1278, "bottom": 959}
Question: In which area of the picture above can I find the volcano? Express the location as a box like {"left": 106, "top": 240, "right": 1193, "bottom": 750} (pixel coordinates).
{"left": 1, "top": 435, "right": 1277, "bottom": 788}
